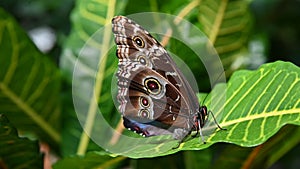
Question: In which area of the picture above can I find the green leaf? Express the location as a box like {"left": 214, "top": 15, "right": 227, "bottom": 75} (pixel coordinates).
{"left": 0, "top": 8, "right": 61, "bottom": 147}
{"left": 0, "top": 114, "right": 43, "bottom": 169}
{"left": 207, "top": 61, "right": 300, "bottom": 145}
{"left": 60, "top": 0, "right": 127, "bottom": 81}
{"left": 244, "top": 125, "right": 300, "bottom": 169}
{"left": 53, "top": 151, "right": 126, "bottom": 169}
{"left": 59, "top": 0, "right": 127, "bottom": 155}
{"left": 132, "top": 153, "right": 186, "bottom": 169}
{"left": 212, "top": 144, "right": 253, "bottom": 169}
{"left": 106, "top": 61, "right": 300, "bottom": 158}
{"left": 180, "top": 61, "right": 300, "bottom": 148}
{"left": 198, "top": 0, "right": 253, "bottom": 71}
{"left": 211, "top": 125, "right": 300, "bottom": 169}
{"left": 183, "top": 149, "right": 212, "bottom": 169}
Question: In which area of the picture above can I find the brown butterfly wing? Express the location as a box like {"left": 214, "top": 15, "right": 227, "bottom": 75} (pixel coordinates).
{"left": 112, "top": 16, "right": 199, "bottom": 138}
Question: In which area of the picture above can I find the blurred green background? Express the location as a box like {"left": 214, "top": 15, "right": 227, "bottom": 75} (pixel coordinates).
{"left": 0, "top": 0, "right": 299, "bottom": 169}
{"left": 1, "top": 0, "right": 299, "bottom": 66}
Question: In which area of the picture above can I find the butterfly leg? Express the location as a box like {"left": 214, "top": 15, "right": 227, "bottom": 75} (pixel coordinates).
{"left": 197, "top": 119, "right": 206, "bottom": 144}
{"left": 208, "top": 110, "right": 226, "bottom": 131}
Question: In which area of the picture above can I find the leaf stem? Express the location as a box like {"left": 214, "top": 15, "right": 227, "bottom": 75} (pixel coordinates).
{"left": 208, "top": 0, "right": 227, "bottom": 44}
{"left": 76, "top": 0, "right": 116, "bottom": 155}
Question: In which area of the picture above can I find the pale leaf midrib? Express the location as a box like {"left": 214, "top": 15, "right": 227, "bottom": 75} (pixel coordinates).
{"left": 208, "top": 0, "right": 228, "bottom": 45}
{"left": 221, "top": 108, "right": 300, "bottom": 128}
{"left": 76, "top": 0, "right": 116, "bottom": 155}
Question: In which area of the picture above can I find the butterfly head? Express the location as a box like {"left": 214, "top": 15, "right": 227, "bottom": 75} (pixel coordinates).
{"left": 194, "top": 106, "right": 208, "bottom": 129}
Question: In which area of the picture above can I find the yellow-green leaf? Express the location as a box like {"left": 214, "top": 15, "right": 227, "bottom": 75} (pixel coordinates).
{"left": 198, "top": 0, "right": 253, "bottom": 70}
{"left": 109, "top": 61, "right": 300, "bottom": 158}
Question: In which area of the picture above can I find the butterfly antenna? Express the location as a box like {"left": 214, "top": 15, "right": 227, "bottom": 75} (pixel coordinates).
{"left": 203, "top": 71, "right": 227, "bottom": 131}
{"left": 201, "top": 71, "right": 225, "bottom": 106}
{"left": 200, "top": 92, "right": 209, "bottom": 106}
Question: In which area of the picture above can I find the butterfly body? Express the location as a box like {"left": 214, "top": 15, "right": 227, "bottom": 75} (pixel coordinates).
{"left": 112, "top": 16, "right": 210, "bottom": 141}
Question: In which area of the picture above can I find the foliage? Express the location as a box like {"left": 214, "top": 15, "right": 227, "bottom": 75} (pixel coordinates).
{"left": 0, "top": 0, "right": 299, "bottom": 168}
{"left": 0, "top": 8, "right": 61, "bottom": 149}
{"left": 0, "top": 114, "right": 43, "bottom": 168}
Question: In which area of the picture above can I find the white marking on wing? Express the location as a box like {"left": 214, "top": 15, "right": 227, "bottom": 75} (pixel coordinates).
{"left": 176, "top": 83, "right": 182, "bottom": 87}
{"left": 165, "top": 72, "right": 177, "bottom": 76}
{"left": 175, "top": 95, "right": 180, "bottom": 102}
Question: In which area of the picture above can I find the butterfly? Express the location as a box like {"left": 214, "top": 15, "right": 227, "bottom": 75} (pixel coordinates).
{"left": 112, "top": 15, "right": 223, "bottom": 143}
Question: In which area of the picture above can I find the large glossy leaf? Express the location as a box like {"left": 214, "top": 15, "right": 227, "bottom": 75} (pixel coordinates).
{"left": 55, "top": 61, "right": 299, "bottom": 161}
{"left": 0, "top": 114, "right": 43, "bottom": 169}
{"left": 179, "top": 61, "right": 300, "bottom": 148}
{"left": 52, "top": 62, "right": 300, "bottom": 168}
{"left": 108, "top": 61, "right": 300, "bottom": 158}
{"left": 60, "top": 0, "right": 127, "bottom": 80}
{"left": 198, "top": 0, "right": 254, "bottom": 71}
{"left": 0, "top": 8, "right": 61, "bottom": 147}
{"left": 59, "top": 0, "right": 127, "bottom": 155}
